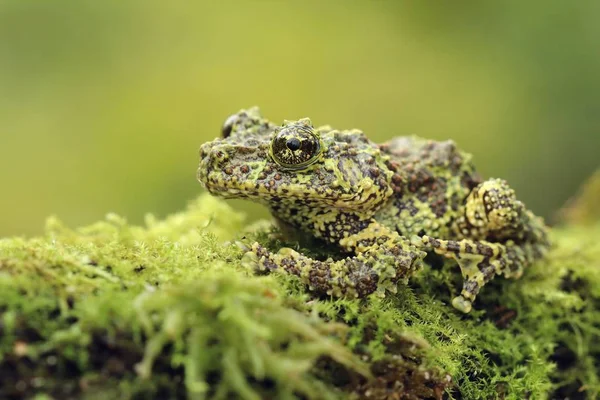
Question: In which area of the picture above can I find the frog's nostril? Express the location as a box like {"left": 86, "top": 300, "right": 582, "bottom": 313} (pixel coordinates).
{"left": 214, "top": 150, "right": 228, "bottom": 161}
{"left": 199, "top": 143, "right": 231, "bottom": 165}
{"left": 199, "top": 143, "right": 212, "bottom": 159}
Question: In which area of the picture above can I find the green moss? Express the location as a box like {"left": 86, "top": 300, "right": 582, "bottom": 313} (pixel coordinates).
{"left": 1, "top": 194, "right": 599, "bottom": 399}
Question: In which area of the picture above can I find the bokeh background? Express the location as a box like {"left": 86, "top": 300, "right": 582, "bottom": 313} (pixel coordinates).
{"left": 1, "top": 1, "right": 599, "bottom": 236}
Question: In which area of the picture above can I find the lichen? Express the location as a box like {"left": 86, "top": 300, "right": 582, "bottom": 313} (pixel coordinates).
{"left": 0, "top": 193, "right": 599, "bottom": 399}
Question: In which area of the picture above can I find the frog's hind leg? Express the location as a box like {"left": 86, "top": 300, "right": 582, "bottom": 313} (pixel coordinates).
{"left": 432, "top": 178, "right": 550, "bottom": 312}
{"left": 420, "top": 236, "right": 511, "bottom": 313}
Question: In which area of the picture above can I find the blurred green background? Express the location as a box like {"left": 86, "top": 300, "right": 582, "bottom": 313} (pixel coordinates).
{"left": 1, "top": 1, "right": 599, "bottom": 236}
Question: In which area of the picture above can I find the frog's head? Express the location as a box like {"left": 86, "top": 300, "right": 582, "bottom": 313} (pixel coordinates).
{"left": 198, "top": 108, "right": 394, "bottom": 213}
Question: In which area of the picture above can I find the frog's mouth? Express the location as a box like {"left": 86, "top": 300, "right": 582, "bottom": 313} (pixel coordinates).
{"left": 197, "top": 164, "right": 392, "bottom": 214}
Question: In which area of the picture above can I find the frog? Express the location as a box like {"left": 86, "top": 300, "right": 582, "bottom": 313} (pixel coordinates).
{"left": 197, "top": 107, "right": 550, "bottom": 313}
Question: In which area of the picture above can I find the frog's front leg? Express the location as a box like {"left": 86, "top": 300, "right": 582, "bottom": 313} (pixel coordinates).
{"left": 242, "top": 221, "right": 425, "bottom": 298}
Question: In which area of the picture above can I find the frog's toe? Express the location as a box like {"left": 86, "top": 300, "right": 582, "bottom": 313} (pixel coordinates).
{"left": 240, "top": 242, "right": 280, "bottom": 272}
{"left": 451, "top": 295, "right": 473, "bottom": 313}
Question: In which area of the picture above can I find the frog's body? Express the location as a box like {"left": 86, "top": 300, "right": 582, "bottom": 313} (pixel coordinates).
{"left": 198, "top": 107, "right": 549, "bottom": 312}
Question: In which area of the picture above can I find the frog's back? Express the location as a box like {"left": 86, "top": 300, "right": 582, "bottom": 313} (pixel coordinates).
{"left": 376, "top": 136, "right": 481, "bottom": 238}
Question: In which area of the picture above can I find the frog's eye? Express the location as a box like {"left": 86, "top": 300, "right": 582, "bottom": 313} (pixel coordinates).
{"left": 270, "top": 125, "right": 322, "bottom": 169}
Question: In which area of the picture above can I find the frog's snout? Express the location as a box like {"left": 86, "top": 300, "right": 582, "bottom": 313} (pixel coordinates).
{"left": 199, "top": 143, "right": 231, "bottom": 169}
{"left": 198, "top": 143, "right": 220, "bottom": 185}
{"left": 199, "top": 142, "right": 219, "bottom": 162}
{"left": 198, "top": 143, "right": 210, "bottom": 160}
{"left": 198, "top": 142, "right": 240, "bottom": 189}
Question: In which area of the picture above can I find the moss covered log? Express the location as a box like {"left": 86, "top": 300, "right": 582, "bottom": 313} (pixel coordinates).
{"left": 0, "top": 192, "right": 599, "bottom": 399}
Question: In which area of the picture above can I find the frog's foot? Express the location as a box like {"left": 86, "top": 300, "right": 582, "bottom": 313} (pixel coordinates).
{"left": 420, "top": 236, "right": 508, "bottom": 313}
{"left": 241, "top": 238, "right": 425, "bottom": 299}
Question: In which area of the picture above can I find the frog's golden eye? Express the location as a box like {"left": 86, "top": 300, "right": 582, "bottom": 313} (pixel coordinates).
{"left": 270, "top": 125, "right": 322, "bottom": 169}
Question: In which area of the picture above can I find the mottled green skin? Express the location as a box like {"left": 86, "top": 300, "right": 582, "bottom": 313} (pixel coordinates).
{"left": 198, "top": 107, "right": 550, "bottom": 312}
